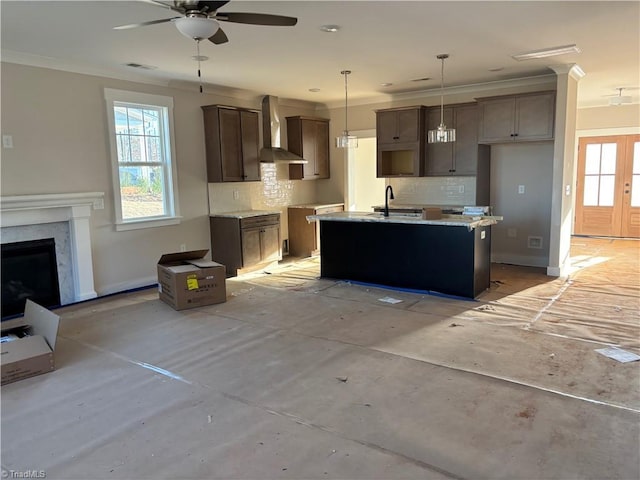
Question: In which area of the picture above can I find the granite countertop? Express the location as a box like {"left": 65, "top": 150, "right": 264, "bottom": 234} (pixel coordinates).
{"left": 288, "top": 203, "right": 345, "bottom": 209}
{"left": 371, "top": 203, "right": 465, "bottom": 213}
{"left": 306, "top": 211, "right": 501, "bottom": 231}
{"left": 210, "top": 210, "right": 280, "bottom": 219}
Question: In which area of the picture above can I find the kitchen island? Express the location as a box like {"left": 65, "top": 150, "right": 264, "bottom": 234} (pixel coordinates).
{"left": 306, "top": 211, "right": 500, "bottom": 299}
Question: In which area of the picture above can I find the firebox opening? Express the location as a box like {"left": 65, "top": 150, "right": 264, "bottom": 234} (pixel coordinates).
{"left": 1, "top": 238, "right": 61, "bottom": 319}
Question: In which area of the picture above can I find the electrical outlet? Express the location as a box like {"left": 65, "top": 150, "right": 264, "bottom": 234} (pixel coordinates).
{"left": 233, "top": 190, "right": 239, "bottom": 200}
{"left": 518, "top": 185, "right": 525, "bottom": 194}
{"left": 458, "top": 185, "right": 465, "bottom": 194}
{"left": 507, "top": 228, "right": 517, "bottom": 238}
{"left": 565, "top": 184, "right": 571, "bottom": 196}
{"left": 180, "top": 243, "right": 187, "bottom": 252}
{"left": 2, "top": 135, "right": 13, "bottom": 148}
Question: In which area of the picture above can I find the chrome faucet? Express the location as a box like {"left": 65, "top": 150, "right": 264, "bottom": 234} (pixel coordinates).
{"left": 384, "top": 185, "right": 395, "bottom": 217}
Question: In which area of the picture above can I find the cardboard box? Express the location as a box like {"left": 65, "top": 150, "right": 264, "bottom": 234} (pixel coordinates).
{"left": 422, "top": 207, "right": 442, "bottom": 220}
{"left": 1, "top": 300, "right": 60, "bottom": 385}
{"left": 157, "top": 250, "right": 227, "bottom": 310}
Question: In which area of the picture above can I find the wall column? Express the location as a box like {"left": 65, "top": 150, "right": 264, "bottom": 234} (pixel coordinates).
{"left": 548, "top": 64, "right": 585, "bottom": 276}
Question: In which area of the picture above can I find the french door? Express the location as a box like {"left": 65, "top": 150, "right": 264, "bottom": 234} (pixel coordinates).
{"left": 575, "top": 135, "right": 640, "bottom": 237}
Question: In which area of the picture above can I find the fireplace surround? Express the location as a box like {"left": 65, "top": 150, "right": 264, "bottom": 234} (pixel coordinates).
{"left": 0, "top": 193, "right": 104, "bottom": 307}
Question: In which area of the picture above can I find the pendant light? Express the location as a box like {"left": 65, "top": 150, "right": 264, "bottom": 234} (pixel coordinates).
{"left": 335, "top": 70, "right": 358, "bottom": 148}
{"left": 428, "top": 54, "right": 456, "bottom": 143}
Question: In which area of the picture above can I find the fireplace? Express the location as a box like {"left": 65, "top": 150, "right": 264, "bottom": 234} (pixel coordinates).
{"left": 2, "top": 238, "right": 61, "bottom": 318}
{"left": 0, "top": 192, "right": 104, "bottom": 309}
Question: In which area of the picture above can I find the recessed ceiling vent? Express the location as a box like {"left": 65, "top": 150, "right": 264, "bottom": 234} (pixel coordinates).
{"left": 124, "top": 63, "right": 156, "bottom": 70}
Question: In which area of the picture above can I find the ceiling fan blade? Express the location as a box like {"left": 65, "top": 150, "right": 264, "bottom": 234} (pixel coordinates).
{"left": 208, "top": 28, "right": 229, "bottom": 44}
{"left": 216, "top": 12, "right": 297, "bottom": 26}
{"left": 113, "top": 17, "right": 178, "bottom": 30}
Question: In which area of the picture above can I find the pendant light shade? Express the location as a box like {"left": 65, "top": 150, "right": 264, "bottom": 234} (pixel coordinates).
{"left": 335, "top": 70, "right": 358, "bottom": 148}
{"left": 428, "top": 54, "right": 456, "bottom": 144}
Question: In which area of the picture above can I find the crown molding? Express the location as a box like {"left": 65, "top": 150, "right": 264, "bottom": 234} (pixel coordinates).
{"left": 324, "top": 73, "right": 558, "bottom": 109}
{"left": 1, "top": 50, "right": 170, "bottom": 86}
{"left": 550, "top": 63, "right": 586, "bottom": 81}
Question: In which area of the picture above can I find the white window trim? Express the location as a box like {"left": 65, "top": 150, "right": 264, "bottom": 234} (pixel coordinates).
{"left": 104, "top": 88, "right": 181, "bottom": 231}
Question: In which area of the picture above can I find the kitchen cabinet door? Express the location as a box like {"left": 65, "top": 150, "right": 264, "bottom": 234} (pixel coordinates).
{"left": 239, "top": 110, "right": 260, "bottom": 181}
{"left": 425, "top": 104, "right": 479, "bottom": 176}
{"left": 287, "top": 116, "right": 330, "bottom": 180}
{"left": 425, "top": 107, "right": 454, "bottom": 175}
{"left": 477, "top": 92, "right": 555, "bottom": 144}
{"left": 376, "top": 107, "right": 422, "bottom": 144}
{"left": 202, "top": 105, "right": 261, "bottom": 182}
{"left": 515, "top": 92, "right": 555, "bottom": 141}
{"left": 260, "top": 224, "right": 281, "bottom": 263}
{"left": 241, "top": 227, "right": 262, "bottom": 266}
{"left": 453, "top": 104, "right": 480, "bottom": 175}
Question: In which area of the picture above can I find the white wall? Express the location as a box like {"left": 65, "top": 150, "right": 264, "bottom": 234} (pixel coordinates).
{"left": 0, "top": 62, "right": 325, "bottom": 295}
{"left": 490, "top": 143, "right": 554, "bottom": 267}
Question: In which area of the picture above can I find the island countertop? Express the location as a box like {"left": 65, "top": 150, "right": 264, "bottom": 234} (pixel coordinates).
{"left": 306, "top": 211, "right": 502, "bottom": 230}
{"left": 210, "top": 210, "right": 280, "bottom": 219}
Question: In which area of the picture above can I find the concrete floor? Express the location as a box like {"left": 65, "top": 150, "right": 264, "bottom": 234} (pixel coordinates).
{"left": 1, "top": 237, "right": 639, "bottom": 479}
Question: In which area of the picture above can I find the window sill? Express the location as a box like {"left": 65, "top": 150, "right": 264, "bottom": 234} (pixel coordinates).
{"left": 115, "top": 216, "right": 182, "bottom": 232}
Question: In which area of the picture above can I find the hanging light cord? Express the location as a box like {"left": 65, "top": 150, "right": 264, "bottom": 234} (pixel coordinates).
{"left": 439, "top": 56, "right": 445, "bottom": 127}
{"left": 342, "top": 70, "right": 350, "bottom": 135}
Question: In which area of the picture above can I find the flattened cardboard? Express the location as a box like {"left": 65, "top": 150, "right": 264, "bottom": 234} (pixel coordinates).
{"left": 157, "top": 250, "right": 226, "bottom": 311}
{"left": 1, "top": 299, "right": 60, "bottom": 385}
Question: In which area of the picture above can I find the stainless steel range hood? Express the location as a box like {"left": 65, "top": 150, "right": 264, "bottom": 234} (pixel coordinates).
{"left": 259, "top": 96, "right": 307, "bottom": 164}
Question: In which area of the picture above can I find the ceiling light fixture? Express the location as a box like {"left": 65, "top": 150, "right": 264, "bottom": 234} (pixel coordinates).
{"left": 336, "top": 70, "right": 357, "bottom": 149}
{"left": 174, "top": 16, "right": 219, "bottom": 93}
{"left": 174, "top": 16, "right": 219, "bottom": 40}
{"left": 511, "top": 44, "right": 581, "bottom": 61}
{"left": 428, "top": 54, "right": 455, "bottom": 144}
{"left": 609, "top": 87, "right": 632, "bottom": 106}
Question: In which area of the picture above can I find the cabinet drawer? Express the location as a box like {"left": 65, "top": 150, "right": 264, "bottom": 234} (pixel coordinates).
{"left": 315, "top": 205, "right": 344, "bottom": 215}
{"left": 240, "top": 214, "right": 279, "bottom": 229}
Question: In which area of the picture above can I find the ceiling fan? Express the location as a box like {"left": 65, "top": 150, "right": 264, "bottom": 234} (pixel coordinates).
{"left": 114, "top": 1, "right": 297, "bottom": 92}
{"left": 114, "top": 0, "right": 298, "bottom": 45}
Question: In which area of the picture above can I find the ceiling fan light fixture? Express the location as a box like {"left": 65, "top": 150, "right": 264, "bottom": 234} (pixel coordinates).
{"left": 428, "top": 54, "right": 456, "bottom": 144}
{"left": 174, "top": 16, "right": 219, "bottom": 40}
{"left": 336, "top": 70, "right": 358, "bottom": 149}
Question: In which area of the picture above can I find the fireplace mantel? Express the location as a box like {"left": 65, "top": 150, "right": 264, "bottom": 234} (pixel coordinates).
{"left": 1, "top": 192, "right": 105, "bottom": 303}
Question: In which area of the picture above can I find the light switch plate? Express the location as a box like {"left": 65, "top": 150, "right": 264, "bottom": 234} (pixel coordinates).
{"left": 2, "top": 135, "right": 13, "bottom": 148}
{"left": 518, "top": 185, "right": 525, "bottom": 194}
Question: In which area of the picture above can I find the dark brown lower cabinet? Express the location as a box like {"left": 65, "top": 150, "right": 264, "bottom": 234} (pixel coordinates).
{"left": 210, "top": 213, "right": 281, "bottom": 277}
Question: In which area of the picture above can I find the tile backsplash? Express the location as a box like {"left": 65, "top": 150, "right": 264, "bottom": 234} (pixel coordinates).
{"left": 389, "top": 176, "right": 477, "bottom": 206}
{"left": 208, "top": 163, "right": 316, "bottom": 214}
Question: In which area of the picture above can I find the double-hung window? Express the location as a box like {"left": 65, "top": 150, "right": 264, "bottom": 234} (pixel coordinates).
{"left": 104, "top": 89, "right": 180, "bottom": 230}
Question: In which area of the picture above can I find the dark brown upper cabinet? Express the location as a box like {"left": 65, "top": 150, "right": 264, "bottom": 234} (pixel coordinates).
{"left": 202, "top": 105, "right": 261, "bottom": 182}
{"left": 426, "top": 103, "right": 485, "bottom": 176}
{"left": 476, "top": 91, "right": 556, "bottom": 144}
{"left": 286, "top": 116, "right": 330, "bottom": 180}
{"left": 376, "top": 106, "right": 427, "bottom": 177}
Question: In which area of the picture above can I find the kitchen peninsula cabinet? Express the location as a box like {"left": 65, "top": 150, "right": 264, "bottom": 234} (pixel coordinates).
{"left": 210, "top": 212, "right": 281, "bottom": 277}
{"left": 286, "top": 116, "right": 330, "bottom": 180}
{"left": 202, "top": 105, "right": 260, "bottom": 182}
{"left": 476, "top": 91, "right": 555, "bottom": 144}
{"left": 287, "top": 203, "right": 344, "bottom": 257}
{"left": 376, "top": 106, "right": 427, "bottom": 177}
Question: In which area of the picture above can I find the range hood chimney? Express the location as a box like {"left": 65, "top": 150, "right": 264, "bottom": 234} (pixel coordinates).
{"left": 260, "top": 96, "right": 307, "bottom": 164}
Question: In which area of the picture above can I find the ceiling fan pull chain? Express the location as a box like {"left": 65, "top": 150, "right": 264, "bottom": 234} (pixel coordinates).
{"left": 196, "top": 39, "right": 203, "bottom": 93}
